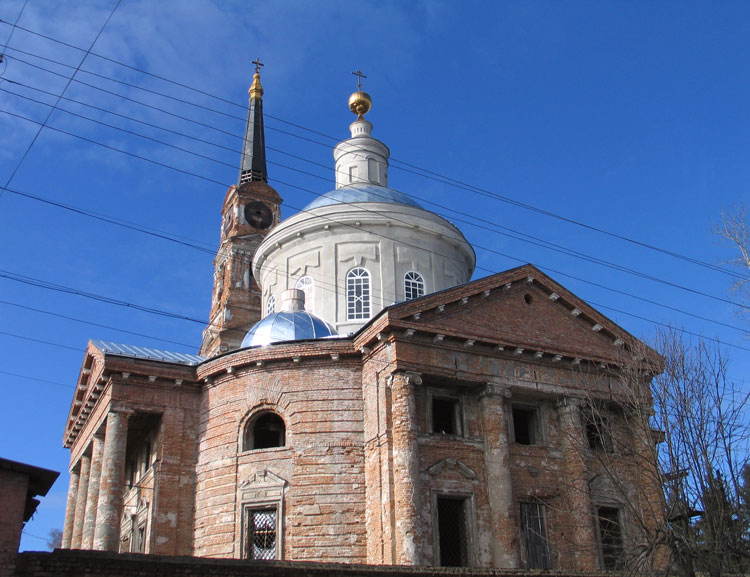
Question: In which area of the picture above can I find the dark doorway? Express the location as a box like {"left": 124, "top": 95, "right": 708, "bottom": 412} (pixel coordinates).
{"left": 437, "top": 496, "right": 469, "bottom": 566}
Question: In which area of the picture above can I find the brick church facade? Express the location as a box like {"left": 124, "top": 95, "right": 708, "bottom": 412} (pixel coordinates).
{"left": 60, "top": 68, "right": 665, "bottom": 571}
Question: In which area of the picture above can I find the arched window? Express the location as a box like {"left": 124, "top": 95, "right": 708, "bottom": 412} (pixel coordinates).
{"left": 244, "top": 412, "right": 286, "bottom": 451}
{"left": 295, "top": 276, "right": 314, "bottom": 313}
{"left": 266, "top": 295, "right": 275, "bottom": 316}
{"left": 404, "top": 271, "right": 425, "bottom": 301}
{"left": 346, "top": 267, "right": 371, "bottom": 320}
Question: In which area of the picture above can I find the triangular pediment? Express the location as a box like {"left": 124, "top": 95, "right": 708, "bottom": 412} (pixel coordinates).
{"left": 238, "top": 469, "right": 287, "bottom": 490}
{"left": 359, "top": 264, "right": 658, "bottom": 366}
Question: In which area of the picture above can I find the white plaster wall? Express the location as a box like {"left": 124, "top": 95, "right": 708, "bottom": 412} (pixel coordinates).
{"left": 253, "top": 202, "right": 475, "bottom": 335}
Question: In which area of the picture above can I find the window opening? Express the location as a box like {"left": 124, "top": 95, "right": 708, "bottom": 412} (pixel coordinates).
{"left": 245, "top": 508, "right": 277, "bottom": 560}
{"left": 295, "top": 276, "right": 314, "bottom": 313}
{"left": 247, "top": 412, "right": 285, "bottom": 450}
{"left": 346, "top": 267, "right": 371, "bottom": 320}
{"left": 513, "top": 406, "right": 538, "bottom": 445}
{"left": 521, "top": 502, "right": 551, "bottom": 569}
{"left": 584, "top": 408, "right": 612, "bottom": 451}
{"left": 266, "top": 295, "right": 275, "bottom": 316}
{"left": 432, "top": 397, "right": 459, "bottom": 435}
{"left": 437, "top": 497, "right": 469, "bottom": 567}
{"left": 136, "top": 524, "right": 146, "bottom": 553}
{"left": 404, "top": 271, "right": 425, "bottom": 301}
{"left": 597, "top": 506, "right": 623, "bottom": 570}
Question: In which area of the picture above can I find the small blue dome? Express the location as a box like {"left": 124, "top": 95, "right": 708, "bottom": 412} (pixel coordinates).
{"left": 241, "top": 310, "right": 339, "bottom": 348}
{"left": 304, "top": 183, "right": 422, "bottom": 210}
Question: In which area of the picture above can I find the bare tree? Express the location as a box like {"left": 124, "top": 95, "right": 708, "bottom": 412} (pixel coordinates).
{"left": 46, "top": 528, "right": 62, "bottom": 551}
{"left": 714, "top": 203, "right": 750, "bottom": 321}
{"left": 567, "top": 327, "right": 749, "bottom": 576}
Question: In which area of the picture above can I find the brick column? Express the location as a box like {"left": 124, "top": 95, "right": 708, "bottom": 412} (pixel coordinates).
{"left": 389, "top": 372, "right": 421, "bottom": 565}
{"left": 480, "top": 383, "right": 518, "bottom": 568}
{"left": 557, "top": 397, "right": 597, "bottom": 570}
{"left": 70, "top": 452, "right": 91, "bottom": 548}
{"left": 93, "top": 410, "right": 130, "bottom": 551}
{"left": 81, "top": 434, "right": 104, "bottom": 549}
{"left": 61, "top": 466, "right": 80, "bottom": 548}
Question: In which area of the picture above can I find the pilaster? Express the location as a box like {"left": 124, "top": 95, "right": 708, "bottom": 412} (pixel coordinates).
{"left": 389, "top": 371, "right": 421, "bottom": 565}
{"left": 557, "top": 396, "right": 597, "bottom": 570}
{"left": 479, "top": 382, "right": 518, "bottom": 568}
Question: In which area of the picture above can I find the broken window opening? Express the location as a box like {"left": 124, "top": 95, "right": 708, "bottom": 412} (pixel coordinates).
{"left": 512, "top": 406, "right": 539, "bottom": 445}
{"left": 584, "top": 408, "right": 612, "bottom": 452}
{"left": 597, "top": 506, "right": 623, "bottom": 570}
{"left": 432, "top": 397, "right": 460, "bottom": 435}
{"left": 521, "top": 502, "right": 552, "bottom": 569}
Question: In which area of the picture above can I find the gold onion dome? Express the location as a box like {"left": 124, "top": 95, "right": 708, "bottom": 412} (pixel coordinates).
{"left": 249, "top": 72, "right": 263, "bottom": 100}
{"left": 349, "top": 90, "right": 372, "bottom": 118}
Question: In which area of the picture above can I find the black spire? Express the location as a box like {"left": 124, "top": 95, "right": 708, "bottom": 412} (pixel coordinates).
{"left": 239, "top": 59, "right": 267, "bottom": 185}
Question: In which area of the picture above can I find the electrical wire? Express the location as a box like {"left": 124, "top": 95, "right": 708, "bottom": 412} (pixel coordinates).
{"left": 1, "top": 34, "right": 745, "bottom": 283}
{"left": 1, "top": 101, "right": 748, "bottom": 336}
{"left": 0, "top": 268, "right": 206, "bottom": 325}
{"left": 0, "top": 0, "right": 121, "bottom": 200}
{"left": 0, "top": 299, "right": 198, "bottom": 349}
{"left": 2, "top": 95, "right": 746, "bottom": 315}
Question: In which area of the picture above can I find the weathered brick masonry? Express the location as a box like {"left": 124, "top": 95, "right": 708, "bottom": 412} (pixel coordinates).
{"left": 57, "top": 71, "right": 667, "bottom": 572}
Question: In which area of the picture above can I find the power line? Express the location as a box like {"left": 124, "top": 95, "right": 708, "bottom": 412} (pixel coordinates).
{"left": 0, "top": 0, "right": 27, "bottom": 55}
{"left": 2, "top": 86, "right": 746, "bottom": 314}
{"left": 1, "top": 33, "right": 745, "bottom": 283}
{"left": 0, "top": 299, "right": 198, "bottom": 349}
{"left": 0, "top": 369, "right": 75, "bottom": 389}
{"left": 1, "top": 101, "right": 748, "bottom": 336}
{"left": 0, "top": 329, "right": 82, "bottom": 352}
{"left": 0, "top": 269, "right": 206, "bottom": 325}
{"left": 0, "top": 0, "right": 121, "bottom": 200}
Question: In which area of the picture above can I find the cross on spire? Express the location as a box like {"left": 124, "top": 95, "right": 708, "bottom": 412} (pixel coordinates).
{"left": 252, "top": 58, "right": 264, "bottom": 74}
{"left": 352, "top": 69, "right": 366, "bottom": 90}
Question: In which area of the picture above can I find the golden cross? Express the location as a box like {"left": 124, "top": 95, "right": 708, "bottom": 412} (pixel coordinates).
{"left": 252, "top": 58, "right": 264, "bottom": 74}
{"left": 352, "top": 69, "right": 366, "bottom": 90}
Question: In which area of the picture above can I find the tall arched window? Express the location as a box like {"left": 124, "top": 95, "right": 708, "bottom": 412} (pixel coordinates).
{"left": 404, "top": 271, "right": 425, "bottom": 301}
{"left": 266, "top": 295, "right": 275, "bottom": 316}
{"left": 244, "top": 412, "right": 286, "bottom": 451}
{"left": 346, "top": 267, "right": 371, "bottom": 321}
{"left": 295, "top": 276, "right": 314, "bottom": 313}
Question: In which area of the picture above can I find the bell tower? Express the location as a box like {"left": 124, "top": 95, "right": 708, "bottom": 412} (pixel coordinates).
{"left": 200, "top": 60, "right": 282, "bottom": 357}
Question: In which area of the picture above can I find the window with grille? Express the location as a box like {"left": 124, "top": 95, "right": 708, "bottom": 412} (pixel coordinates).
{"left": 346, "top": 267, "right": 371, "bottom": 320}
{"left": 295, "top": 276, "right": 314, "bottom": 313}
{"left": 597, "top": 506, "right": 623, "bottom": 570}
{"left": 404, "top": 271, "right": 425, "bottom": 301}
{"left": 436, "top": 496, "right": 469, "bottom": 567}
{"left": 521, "top": 502, "right": 551, "bottom": 569}
{"left": 244, "top": 508, "right": 277, "bottom": 560}
{"left": 266, "top": 295, "right": 275, "bottom": 316}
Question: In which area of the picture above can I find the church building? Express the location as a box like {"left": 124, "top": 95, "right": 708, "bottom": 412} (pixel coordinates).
{"left": 59, "top": 65, "right": 664, "bottom": 571}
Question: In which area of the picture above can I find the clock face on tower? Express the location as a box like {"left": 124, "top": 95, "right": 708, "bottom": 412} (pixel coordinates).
{"left": 244, "top": 201, "right": 273, "bottom": 229}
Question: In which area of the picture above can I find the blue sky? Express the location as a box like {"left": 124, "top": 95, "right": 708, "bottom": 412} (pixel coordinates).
{"left": 1, "top": 0, "right": 748, "bottom": 551}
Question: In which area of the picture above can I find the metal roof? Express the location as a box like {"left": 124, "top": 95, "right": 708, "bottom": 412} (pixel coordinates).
{"left": 303, "top": 183, "right": 423, "bottom": 210}
{"left": 241, "top": 310, "right": 338, "bottom": 348}
{"left": 92, "top": 340, "right": 205, "bottom": 366}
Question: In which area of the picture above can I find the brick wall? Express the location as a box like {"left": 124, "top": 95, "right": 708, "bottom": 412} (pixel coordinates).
{"left": 14, "top": 549, "right": 614, "bottom": 577}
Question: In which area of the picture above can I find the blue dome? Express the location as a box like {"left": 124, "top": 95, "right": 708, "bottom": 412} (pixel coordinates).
{"left": 304, "top": 183, "right": 423, "bottom": 210}
{"left": 241, "top": 310, "right": 338, "bottom": 347}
